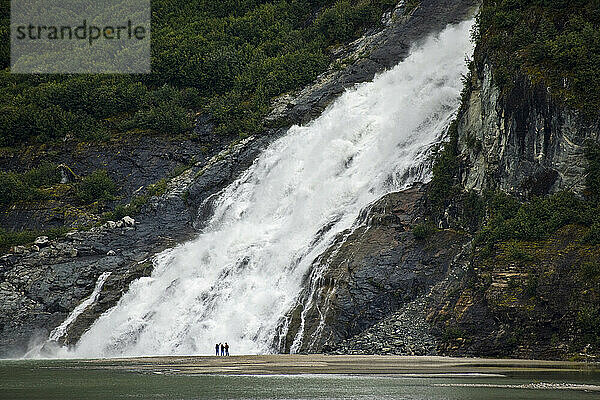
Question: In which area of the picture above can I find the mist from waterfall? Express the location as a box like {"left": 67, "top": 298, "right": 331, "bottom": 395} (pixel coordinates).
{"left": 64, "top": 20, "right": 474, "bottom": 358}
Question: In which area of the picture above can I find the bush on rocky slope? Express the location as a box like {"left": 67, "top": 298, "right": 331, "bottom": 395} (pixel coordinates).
{"left": 75, "top": 170, "right": 117, "bottom": 204}
{"left": 0, "top": 163, "right": 61, "bottom": 207}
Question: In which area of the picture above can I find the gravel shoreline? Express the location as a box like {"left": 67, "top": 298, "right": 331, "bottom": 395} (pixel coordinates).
{"left": 82, "top": 355, "right": 599, "bottom": 376}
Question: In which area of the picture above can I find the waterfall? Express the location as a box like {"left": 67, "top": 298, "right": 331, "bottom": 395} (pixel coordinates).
{"left": 24, "top": 272, "right": 112, "bottom": 358}
{"left": 67, "top": 20, "right": 474, "bottom": 358}
{"left": 48, "top": 272, "right": 112, "bottom": 343}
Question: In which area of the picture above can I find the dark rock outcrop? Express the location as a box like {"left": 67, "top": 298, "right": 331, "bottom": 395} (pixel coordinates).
{"left": 456, "top": 64, "right": 600, "bottom": 197}
{"left": 278, "top": 185, "right": 470, "bottom": 354}
{"left": 420, "top": 56, "right": 600, "bottom": 359}
{"left": 0, "top": 134, "right": 217, "bottom": 231}
{"left": 426, "top": 225, "right": 600, "bottom": 360}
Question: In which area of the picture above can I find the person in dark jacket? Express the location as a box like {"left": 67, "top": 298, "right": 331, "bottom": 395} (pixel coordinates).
{"left": 224, "top": 342, "right": 229, "bottom": 356}
{"left": 220, "top": 343, "right": 225, "bottom": 356}
{"left": 215, "top": 343, "right": 220, "bottom": 356}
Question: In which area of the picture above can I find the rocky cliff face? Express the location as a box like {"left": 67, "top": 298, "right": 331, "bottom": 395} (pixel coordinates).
{"left": 278, "top": 185, "right": 470, "bottom": 355}
{"left": 0, "top": 134, "right": 216, "bottom": 231}
{"left": 422, "top": 61, "right": 600, "bottom": 359}
{"left": 456, "top": 64, "right": 600, "bottom": 197}
{"left": 426, "top": 224, "right": 600, "bottom": 359}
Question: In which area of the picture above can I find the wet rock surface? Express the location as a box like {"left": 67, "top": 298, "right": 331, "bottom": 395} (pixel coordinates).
{"left": 280, "top": 185, "right": 470, "bottom": 354}
{"left": 0, "top": 135, "right": 217, "bottom": 231}
{"left": 0, "top": 0, "right": 477, "bottom": 357}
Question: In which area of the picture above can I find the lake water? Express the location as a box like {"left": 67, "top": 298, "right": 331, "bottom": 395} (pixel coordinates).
{"left": 2, "top": 360, "right": 600, "bottom": 400}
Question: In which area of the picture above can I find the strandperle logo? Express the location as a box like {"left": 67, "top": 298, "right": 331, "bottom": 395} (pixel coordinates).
{"left": 11, "top": 0, "right": 151, "bottom": 74}
{"left": 14, "top": 19, "right": 147, "bottom": 46}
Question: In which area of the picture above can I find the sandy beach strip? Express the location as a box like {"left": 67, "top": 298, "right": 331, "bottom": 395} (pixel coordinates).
{"left": 81, "top": 355, "right": 600, "bottom": 376}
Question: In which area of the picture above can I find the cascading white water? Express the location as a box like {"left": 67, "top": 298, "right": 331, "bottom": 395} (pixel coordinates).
{"left": 48, "top": 272, "right": 112, "bottom": 343}
{"left": 65, "top": 20, "right": 474, "bottom": 358}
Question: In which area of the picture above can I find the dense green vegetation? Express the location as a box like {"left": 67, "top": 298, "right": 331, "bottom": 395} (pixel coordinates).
{"left": 474, "top": 0, "right": 600, "bottom": 114}
{"left": 475, "top": 190, "right": 600, "bottom": 246}
{"left": 0, "top": 163, "right": 61, "bottom": 206}
{"left": 412, "top": 221, "right": 437, "bottom": 240}
{"left": 428, "top": 120, "right": 460, "bottom": 215}
{"left": 0, "top": 0, "right": 396, "bottom": 147}
{"left": 75, "top": 170, "right": 117, "bottom": 204}
{"left": 0, "top": 164, "right": 120, "bottom": 207}
{"left": 0, "top": 170, "right": 168, "bottom": 252}
{"left": 430, "top": 138, "right": 600, "bottom": 248}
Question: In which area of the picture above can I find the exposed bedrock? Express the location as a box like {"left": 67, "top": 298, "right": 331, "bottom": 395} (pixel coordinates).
{"left": 278, "top": 185, "right": 470, "bottom": 355}
{"left": 456, "top": 64, "right": 600, "bottom": 197}
{"left": 292, "top": 59, "right": 600, "bottom": 359}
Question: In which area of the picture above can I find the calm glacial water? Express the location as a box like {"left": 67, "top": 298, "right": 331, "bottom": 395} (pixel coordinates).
{"left": 2, "top": 360, "right": 600, "bottom": 400}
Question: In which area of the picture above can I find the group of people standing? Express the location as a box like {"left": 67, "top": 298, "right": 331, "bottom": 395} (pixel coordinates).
{"left": 215, "top": 342, "right": 230, "bottom": 356}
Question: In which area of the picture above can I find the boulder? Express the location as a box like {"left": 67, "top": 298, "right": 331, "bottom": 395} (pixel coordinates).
{"left": 121, "top": 216, "right": 136, "bottom": 228}
{"left": 34, "top": 236, "right": 50, "bottom": 247}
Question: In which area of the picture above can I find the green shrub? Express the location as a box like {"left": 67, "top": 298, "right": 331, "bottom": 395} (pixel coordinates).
{"left": 103, "top": 204, "right": 130, "bottom": 222}
{"left": 103, "top": 194, "right": 148, "bottom": 221}
{"left": 580, "top": 261, "right": 600, "bottom": 282}
{"left": 524, "top": 273, "right": 539, "bottom": 298}
{"left": 147, "top": 179, "right": 168, "bottom": 197}
{"left": 127, "top": 102, "right": 192, "bottom": 134}
{"left": 476, "top": 191, "right": 594, "bottom": 245}
{"left": 101, "top": 177, "right": 169, "bottom": 221}
{"left": 0, "top": 173, "right": 25, "bottom": 207}
{"left": 314, "top": 0, "right": 394, "bottom": 43}
{"left": 0, "top": 229, "right": 38, "bottom": 253}
{"left": 21, "top": 163, "right": 61, "bottom": 188}
{"left": 429, "top": 120, "right": 460, "bottom": 214}
{"left": 577, "top": 305, "right": 600, "bottom": 337}
{"left": 76, "top": 170, "right": 117, "bottom": 204}
{"left": 0, "top": 226, "right": 69, "bottom": 254}
{"left": 0, "top": 163, "right": 60, "bottom": 207}
{"left": 443, "top": 326, "right": 464, "bottom": 341}
{"left": 413, "top": 222, "right": 437, "bottom": 240}
{"left": 584, "top": 222, "right": 600, "bottom": 245}
{"left": 505, "top": 240, "right": 535, "bottom": 262}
